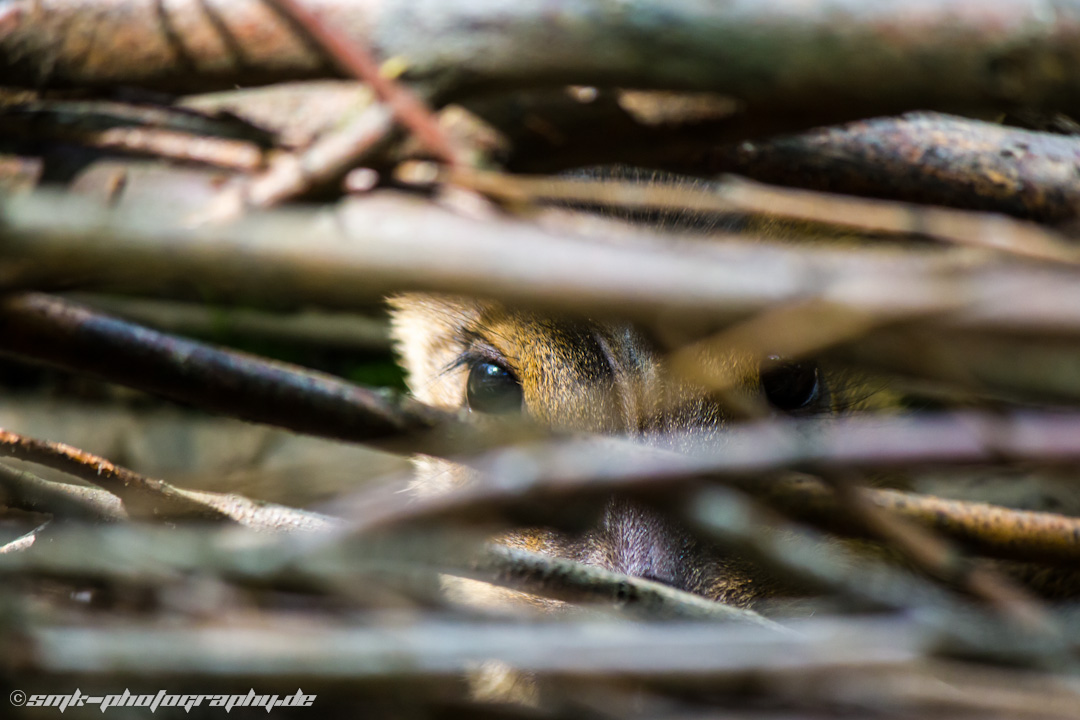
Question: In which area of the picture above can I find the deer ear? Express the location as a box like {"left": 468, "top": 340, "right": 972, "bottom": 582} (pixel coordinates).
{"left": 387, "top": 294, "right": 483, "bottom": 408}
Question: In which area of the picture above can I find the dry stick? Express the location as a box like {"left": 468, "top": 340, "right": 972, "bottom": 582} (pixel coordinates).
{"left": 0, "top": 425, "right": 338, "bottom": 529}
{"left": 688, "top": 487, "right": 1075, "bottom": 668}
{"left": 0, "top": 427, "right": 219, "bottom": 520}
{"left": 686, "top": 487, "right": 977, "bottom": 616}
{"left": 0, "top": 293, "right": 465, "bottom": 449}
{"left": 0, "top": 462, "right": 127, "bottom": 521}
{"left": 205, "top": 103, "right": 395, "bottom": 218}
{"left": 469, "top": 545, "right": 782, "bottom": 628}
{"left": 435, "top": 167, "right": 1080, "bottom": 265}
{"left": 341, "top": 412, "right": 1080, "bottom": 540}
{"left": 704, "top": 112, "right": 1080, "bottom": 224}
{"left": 820, "top": 472, "right": 1052, "bottom": 632}
{"left": 263, "top": 0, "right": 463, "bottom": 167}
{"left": 207, "top": 0, "right": 467, "bottom": 217}
{"left": 758, "top": 478, "right": 1080, "bottom": 566}
{"left": 0, "top": 122, "right": 264, "bottom": 172}
{"left": 0, "top": 520, "right": 48, "bottom": 554}
{"left": 0, "top": 98, "right": 272, "bottom": 171}
{"left": 715, "top": 176, "right": 1080, "bottom": 265}
{"left": 11, "top": 189, "right": 1080, "bottom": 337}
{"left": 15, "top": 616, "right": 931, "bottom": 680}
{"left": 6, "top": 0, "right": 1080, "bottom": 123}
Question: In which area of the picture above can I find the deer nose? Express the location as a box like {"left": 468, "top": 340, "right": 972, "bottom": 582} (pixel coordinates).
{"left": 599, "top": 497, "right": 692, "bottom": 591}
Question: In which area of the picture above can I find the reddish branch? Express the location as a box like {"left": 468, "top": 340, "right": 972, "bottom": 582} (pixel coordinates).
{"left": 263, "top": 0, "right": 463, "bottom": 167}
{"left": 0, "top": 427, "right": 217, "bottom": 519}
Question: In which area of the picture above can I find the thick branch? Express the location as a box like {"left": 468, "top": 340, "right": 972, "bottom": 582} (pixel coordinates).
{"left": 4, "top": 0, "right": 1080, "bottom": 120}
{"left": 705, "top": 113, "right": 1080, "bottom": 224}
{"left": 341, "top": 411, "right": 1080, "bottom": 545}
{"left": 7, "top": 190, "right": 1080, "bottom": 338}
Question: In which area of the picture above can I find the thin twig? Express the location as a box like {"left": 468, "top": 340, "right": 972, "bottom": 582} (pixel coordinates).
{"left": 263, "top": 0, "right": 464, "bottom": 167}
{"left": 756, "top": 477, "right": 1080, "bottom": 566}
{"left": 715, "top": 175, "right": 1080, "bottom": 265}
{"left": 0, "top": 426, "right": 338, "bottom": 529}
{"left": 0, "top": 427, "right": 218, "bottom": 520}
{"left": 820, "top": 472, "right": 1053, "bottom": 631}
{"left": 0, "top": 520, "right": 48, "bottom": 554}
{"left": 430, "top": 167, "right": 1080, "bottom": 264}
{"left": 209, "top": 103, "right": 396, "bottom": 218}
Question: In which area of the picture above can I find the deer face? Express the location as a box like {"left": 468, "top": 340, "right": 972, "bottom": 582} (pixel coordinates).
{"left": 390, "top": 292, "right": 848, "bottom": 606}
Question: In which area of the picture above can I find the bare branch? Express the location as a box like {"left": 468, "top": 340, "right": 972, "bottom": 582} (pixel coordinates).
{"left": 0, "top": 425, "right": 338, "bottom": 528}
{"left": 0, "top": 426, "right": 222, "bottom": 519}
{"left": 429, "top": 168, "right": 1080, "bottom": 265}
{"left": 757, "top": 477, "right": 1080, "bottom": 566}
{"left": 5, "top": 0, "right": 1080, "bottom": 124}
{"left": 10, "top": 190, "right": 1080, "bottom": 338}
{"left": 14, "top": 615, "right": 929, "bottom": 679}
{"left": 340, "top": 412, "right": 1080, "bottom": 538}
{"left": 262, "top": 0, "right": 463, "bottom": 167}
{"left": 0, "top": 463, "right": 127, "bottom": 521}
{"left": 706, "top": 112, "right": 1080, "bottom": 224}
{"left": 0, "top": 293, "right": 463, "bottom": 448}
{"left": 470, "top": 545, "right": 782, "bottom": 628}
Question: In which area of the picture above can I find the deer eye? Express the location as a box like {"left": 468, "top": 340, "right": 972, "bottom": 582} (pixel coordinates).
{"left": 760, "top": 357, "right": 821, "bottom": 413}
{"left": 466, "top": 361, "right": 523, "bottom": 414}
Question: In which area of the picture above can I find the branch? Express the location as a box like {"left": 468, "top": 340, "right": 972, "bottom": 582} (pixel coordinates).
{"left": 262, "top": 0, "right": 463, "bottom": 167}
{"left": 8, "top": 190, "right": 1080, "bottom": 338}
{"left": 431, "top": 168, "right": 1079, "bottom": 265}
{"left": 5, "top": 0, "right": 1079, "bottom": 121}
{"left": 0, "top": 463, "right": 127, "bottom": 522}
{"left": 757, "top": 477, "right": 1080, "bottom": 567}
{"left": 340, "top": 411, "right": 1080, "bottom": 540}
{"left": 0, "top": 293, "right": 464, "bottom": 448}
{"left": 0, "top": 426, "right": 219, "bottom": 519}
{"left": 0, "top": 425, "right": 338, "bottom": 528}
{"left": 706, "top": 112, "right": 1080, "bottom": 224}
{"left": 13, "top": 615, "right": 930, "bottom": 680}
{"left": 470, "top": 545, "right": 781, "bottom": 627}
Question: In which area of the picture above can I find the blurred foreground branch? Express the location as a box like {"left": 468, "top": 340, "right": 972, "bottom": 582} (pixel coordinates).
{"left": 6, "top": 190, "right": 1080, "bottom": 337}
{"left": 5, "top": 0, "right": 1079, "bottom": 124}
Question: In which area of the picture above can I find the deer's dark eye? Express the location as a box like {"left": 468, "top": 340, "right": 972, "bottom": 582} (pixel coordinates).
{"left": 466, "top": 361, "right": 523, "bottom": 414}
{"left": 760, "top": 358, "right": 821, "bottom": 413}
